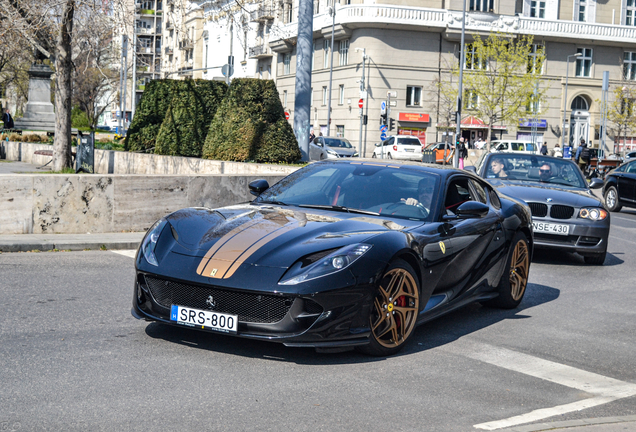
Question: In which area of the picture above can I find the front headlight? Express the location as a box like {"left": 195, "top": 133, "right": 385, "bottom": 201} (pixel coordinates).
{"left": 141, "top": 218, "right": 167, "bottom": 266}
{"left": 326, "top": 149, "right": 338, "bottom": 156}
{"left": 579, "top": 207, "right": 608, "bottom": 221}
{"left": 353, "top": 152, "right": 359, "bottom": 157}
{"left": 279, "top": 243, "right": 372, "bottom": 285}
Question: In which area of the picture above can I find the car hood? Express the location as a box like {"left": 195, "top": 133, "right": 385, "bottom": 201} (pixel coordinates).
{"left": 491, "top": 181, "right": 602, "bottom": 207}
{"left": 327, "top": 146, "right": 356, "bottom": 156}
{"left": 164, "top": 204, "right": 420, "bottom": 278}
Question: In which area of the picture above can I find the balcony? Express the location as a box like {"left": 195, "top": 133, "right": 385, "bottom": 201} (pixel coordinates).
{"left": 166, "top": 21, "right": 174, "bottom": 30}
{"left": 164, "top": 47, "right": 173, "bottom": 55}
{"left": 250, "top": 7, "right": 275, "bottom": 22}
{"left": 137, "top": 47, "right": 154, "bottom": 54}
{"left": 179, "top": 39, "right": 193, "bottom": 50}
{"left": 249, "top": 44, "right": 273, "bottom": 59}
{"left": 267, "top": 5, "right": 636, "bottom": 48}
{"left": 138, "top": 9, "right": 155, "bottom": 15}
{"left": 135, "top": 27, "right": 154, "bottom": 35}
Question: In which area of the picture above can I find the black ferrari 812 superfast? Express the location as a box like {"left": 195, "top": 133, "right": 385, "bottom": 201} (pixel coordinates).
{"left": 132, "top": 160, "right": 533, "bottom": 356}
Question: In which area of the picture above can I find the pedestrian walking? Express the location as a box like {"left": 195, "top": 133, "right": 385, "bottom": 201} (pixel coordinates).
{"left": 540, "top": 142, "right": 548, "bottom": 155}
{"left": 2, "top": 108, "right": 14, "bottom": 130}
{"left": 551, "top": 143, "right": 563, "bottom": 158}
{"left": 457, "top": 137, "right": 467, "bottom": 169}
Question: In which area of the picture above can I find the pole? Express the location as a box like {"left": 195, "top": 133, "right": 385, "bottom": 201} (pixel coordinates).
{"left": 453, "top": 0, "right": 467, "bottom": 168}
{"left": 293, "top": 0, "right": 313, "bottom": 160}
{"left": 600, "top": 71, "right": 609, "bottom": 160}
{"left": 227, "top": 19, "right": 234, "bottom": 86}
{"left": 561, "top": 53, "right": 581, "bottom": 151}
{"left": 122, "top": 35, "right": 128, "bottom": 134}
{"left": 118, "top": 35, "right": 125, "bottom": 134}
{"left": 531, "top": 81, "right": 538, "bottom": 153}
{"left": 131, "top": 33, "right": 137, "bottom": 125}
{"left": 326, "top": 6, "right": 336, "bottom": 136}
{"left": 357, "top": 48, "right": 366, "bottom": 156}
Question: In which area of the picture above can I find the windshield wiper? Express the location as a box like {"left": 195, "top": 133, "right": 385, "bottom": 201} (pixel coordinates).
{"left": 298, "top": 204, "right": 379, "bottom": 216}
{"left": 255, "top": 200, "right": 287, "bottom": 206}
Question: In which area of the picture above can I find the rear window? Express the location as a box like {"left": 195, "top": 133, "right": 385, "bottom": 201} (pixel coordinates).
{"left": 400, "top": 137, "right": 422, "bottom": 146}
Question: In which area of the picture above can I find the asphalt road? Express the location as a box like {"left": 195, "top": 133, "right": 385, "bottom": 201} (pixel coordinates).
{"left": 1, "top": 210, "right": 636, "bottom": 432}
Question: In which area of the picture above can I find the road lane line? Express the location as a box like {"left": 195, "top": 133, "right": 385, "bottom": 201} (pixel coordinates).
{"left": 111, "top": 250, "right": 137, "bottom": 258}
{"left": 611, "top": 216, "right": 636, "bottom": 223}
{"left": 441, "top": 342, "right": 636, "bottom": 430}
{"left": 609, "top": 234, "right": 636, "bottom": 245}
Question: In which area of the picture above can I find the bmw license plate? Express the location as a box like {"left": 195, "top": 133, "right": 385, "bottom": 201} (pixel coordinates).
{"left": 532, "top": 221, "right": 569, "bottom": 236}
{"left": 170, "top": 305, "right": 238, "bottom": 333}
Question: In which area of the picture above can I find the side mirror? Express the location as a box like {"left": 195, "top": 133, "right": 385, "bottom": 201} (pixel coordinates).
{"left": 317, "top": 142, "right": 323, "bottom": 147}
{"left": 455, "top": 201, "right": 489, "bottom": 218}
{"left": 375, "top": 142, "right": 381, "bottom": 147}
{"left": 249, "top": 179, "right": 270, "bottom": 196}
{"left": 589, "top": 178, "right": 603, "bottom": 189}
{"left": 464, "top": 166, "right": 477, "bottom": 173}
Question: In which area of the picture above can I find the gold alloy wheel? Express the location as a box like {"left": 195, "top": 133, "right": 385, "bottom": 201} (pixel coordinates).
{"left": 509, "top": 239, "right": 530, "bottom": 301}
{"left": 371, "top": 268, "right": 419, "bottom": 348}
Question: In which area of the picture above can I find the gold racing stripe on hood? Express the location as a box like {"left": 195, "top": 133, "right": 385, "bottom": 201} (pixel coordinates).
{"left": 198, "top": 212, "right": 298, "bottom": 279}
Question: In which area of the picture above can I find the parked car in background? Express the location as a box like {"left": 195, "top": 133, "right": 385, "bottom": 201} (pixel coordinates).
{"left": 372, "top": 135, "right": 424, "bottom": 161}
{"left": 624, "top": 151, "right": 636, "bottom": 161}
{"left": 470, "top": 152, "right": 609, "bottom": 265}
{"left": 603, "top": 159, "right": 636, "bottom": 212}
{"left": 96, "top": 125, "right": 112, "bottom": 132}
{"left": 422, "top": 142, "right": 454, "bottom": 164}
{"left": 309, "top": 137, "right": 358, "bottom": 161}
{"left": 490, "top": 140, "right": 537, "bottom": 155}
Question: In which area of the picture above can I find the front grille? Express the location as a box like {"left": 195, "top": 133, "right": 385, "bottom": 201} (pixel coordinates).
{"left": 534, "top": 233, "right": 578, "bottom": 245}
{"left": 144, "top": 276, "right": 293, "bottom": 324}
{"left": 528, "top": 202, "right": 548, "bottom": 217}
{"left": 550, "top": 205, "right": 574, "bottom": 219}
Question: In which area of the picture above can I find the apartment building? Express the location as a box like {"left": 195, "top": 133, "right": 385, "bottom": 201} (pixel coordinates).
{"left": 268, "top": 0, "right": 636, "bottom": 156}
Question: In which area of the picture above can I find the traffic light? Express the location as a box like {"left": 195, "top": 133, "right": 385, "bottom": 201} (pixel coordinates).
{"left": 363, "top": 115, "right": 368, "bottom": 125}
{"left": 380, "top": 112, "right": 387, "bottom": 125}
{"left": 389, "top": 117, "right": 395, "bottom": 131}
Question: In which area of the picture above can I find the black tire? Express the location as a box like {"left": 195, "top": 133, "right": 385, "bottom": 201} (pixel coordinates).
{"left": 359, "top": 259, "right": 420, "bottom": 356}
{"left": 604, "top": 186, "right": 622, "bottom": 212}
{"left": 488, "top": 231, "right": 530, "bottom": 309}
{"left": 584, "top": 252, "right": 606, "bottom": 265}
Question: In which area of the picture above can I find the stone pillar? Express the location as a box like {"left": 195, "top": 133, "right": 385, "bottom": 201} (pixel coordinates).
{"left": 14, "top": 63, "right": 56, "bottom": 131}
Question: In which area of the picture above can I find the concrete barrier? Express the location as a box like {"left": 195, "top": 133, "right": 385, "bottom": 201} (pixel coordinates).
{"left": 0, "top": 141, "right": 300, "bottom": 175}
{"left": 0, "top": 174, "right": 286, "bottom": 234}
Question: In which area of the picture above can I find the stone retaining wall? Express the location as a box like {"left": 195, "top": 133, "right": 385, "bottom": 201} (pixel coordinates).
{"left": 0, "top": 174, "right": 286, "bottom": 234}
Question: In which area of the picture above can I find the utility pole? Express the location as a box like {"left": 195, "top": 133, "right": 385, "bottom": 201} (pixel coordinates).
{"left": 293, "top": 0, "right": 313, "bottom": 160}
{"left": 355, "top": 48, "right": 366, "bottom": 156}
{"left": 453, "top": 0, "right": 467, "bottom": 168}
{"left": 120, "top": 35, "right": 129, "bottom": 134}
{"left": 326, "top": 5, "right": 336, "bottom": 136}
{"left": 227, "top": 18, "right": 234, "bottom": 86}
{"left": 131, "top": 32, "right": 137, "bottom": 125}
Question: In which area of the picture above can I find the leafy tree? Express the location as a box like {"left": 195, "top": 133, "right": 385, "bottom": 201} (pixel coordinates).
{"left": 439, "top": 32, "right": 547, "bottom": 149}
{"left": 605, "top": 78, "right": 636, "bottom": 157}
{"left": 202, "top": 78, "right": 300, "bottom": 163}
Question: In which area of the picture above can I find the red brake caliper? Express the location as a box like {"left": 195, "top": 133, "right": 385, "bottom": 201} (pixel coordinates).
{"left": 395, "top": 296, "right": 407, "bottom": 328}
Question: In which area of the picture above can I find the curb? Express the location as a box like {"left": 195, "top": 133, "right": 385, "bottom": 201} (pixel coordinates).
{"left": 498, "top": 416, "right": 636, "bottom": 432}
{"left": 0, "top": 233, "right": 145, "bottom": 253}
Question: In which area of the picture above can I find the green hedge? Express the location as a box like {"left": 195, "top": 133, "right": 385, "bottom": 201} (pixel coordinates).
{"left": 124, "top": 79, "right": 176, "bottom": 152}
{"left": 202, "top": 78, "right": 300, "bottom": 163}
{"left": 154, "top": 80, "right": 227, "bottom": 157}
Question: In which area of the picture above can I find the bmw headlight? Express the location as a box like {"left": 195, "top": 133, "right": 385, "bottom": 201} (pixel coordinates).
{"left": 279, "top": 243, "right": 372, "bottom": 285}
{"left": 579, "top": 207, "right": 608, "bottom": 221}
{"left": 141, "top": 218, "right": 167, "bottom": 266}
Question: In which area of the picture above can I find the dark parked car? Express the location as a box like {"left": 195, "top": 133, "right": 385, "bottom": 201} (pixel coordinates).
{"left": 603, "top": 159, "right": 636, "bottom": 212}
{"left": 133, "top": 160, "right": 533, "bottom": 356}
{"left": 309, "top": 136, "right": 358, "bottom": 161}
{"left": 470, "top": 152, "right": 609, "bottom": 265}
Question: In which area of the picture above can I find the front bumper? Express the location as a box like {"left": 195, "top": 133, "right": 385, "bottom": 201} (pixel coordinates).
{"left": 532, "top": 217, "right": 610, "bottom": 256}
{"left": 132, "top": 271, "right": 375, "bottom": 348}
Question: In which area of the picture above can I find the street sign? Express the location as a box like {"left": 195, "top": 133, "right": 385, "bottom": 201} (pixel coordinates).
{"left": 380, "top": 132, "right": 387, "bottom": 140}
{"left": 379, "top": 124, "right": 387, "bottom": 132}
{"left": 387, "top": 91, "right": 397, "bottom": 98}
{"left": 284, "top": 111, "right": 290, "bottom": 120}
{"left": 222, "top": 64, "right": 234, "bottom": 77}
{"left": 380, "top": 101, "right": 386, "bottom": 114}
{"left": 358, "top": 99, "right": 364, "bottom": 109}
{"left": 389, "top": 101, "right": 397, "bottom": 107}
{"left": 360, "top": 90, "right": 368, "bottom": 99}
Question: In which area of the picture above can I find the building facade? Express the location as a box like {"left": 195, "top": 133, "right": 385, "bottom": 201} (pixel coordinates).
{"left": 267, "top": 0, "right": 636, "bottom": 156}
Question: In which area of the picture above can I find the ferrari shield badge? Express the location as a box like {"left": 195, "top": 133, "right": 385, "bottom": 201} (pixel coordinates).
{"left": 439, "top": 241, "right": 446, "bottom": 254}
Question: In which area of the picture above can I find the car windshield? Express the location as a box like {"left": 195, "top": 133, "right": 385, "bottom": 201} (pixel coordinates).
{"left": 400, "top": 137, "right": 422, "bottom": 146}
{"left": 324, "top": 138, "right": 353, "bottom": 148}
{"left": 254, "top": 162, "right": 440, "bottom": 221}
{"left": 485, "top": 154, "right": 587, "bottom": 188}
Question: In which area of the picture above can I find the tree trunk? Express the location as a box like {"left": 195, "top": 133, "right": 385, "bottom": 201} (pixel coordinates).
{"left": 53, "top": 0, "right": 75, "bottom": 171}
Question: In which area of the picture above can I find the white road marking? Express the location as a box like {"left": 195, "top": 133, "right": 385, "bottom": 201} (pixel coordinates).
{"left": 111, "top": 250, "right": 137, "bottom": 258}
{"left": 442, "top": 342, "right": 636, "bottom": 430}
{"left": 609, "top": 234, "right": 636, "bottom": 245}
{"left": 611, "top": 215, "right": 636, "bottom": 223}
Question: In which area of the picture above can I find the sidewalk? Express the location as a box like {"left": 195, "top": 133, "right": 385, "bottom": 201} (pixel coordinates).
{"left": 499, "top": 415, "right": 636, "bottom": 432}
{"left": 0, "top": 232, "right": 145, "bottom": 252}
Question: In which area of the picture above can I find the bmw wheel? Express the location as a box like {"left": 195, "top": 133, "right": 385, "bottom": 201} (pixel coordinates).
{"left": 584, "top": 252, "right": 606, "bottom": 265}
{"left": 604, "top": 186, "right": 622, "bottom": 212}
{"left": 488, "top": 232, "right": 529, "bottom": 309}
{"left": 360, "top": 259, "right": 419, "bottom": 356}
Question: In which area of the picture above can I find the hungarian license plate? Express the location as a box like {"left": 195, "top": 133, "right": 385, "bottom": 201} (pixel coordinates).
{"left": 532, "top": 221, "right": 569, "bottom": 236}
{"left": 170, "top": 305, "right": 238, "bottom": 333}
{"left": 404, "top": 148, "right": 415, "bottom": 152}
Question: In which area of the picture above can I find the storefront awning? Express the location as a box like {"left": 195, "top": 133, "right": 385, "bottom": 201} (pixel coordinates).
{"left": 437, "top": 115, "right": 507, "bottom": 130}
{"left": 398, "top": 112, "right": 430, "bottom": 122}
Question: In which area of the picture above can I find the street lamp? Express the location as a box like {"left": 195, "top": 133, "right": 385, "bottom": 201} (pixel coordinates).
{"left": 326, "top": 5, "right": 336, "bottom": 136}
{"left": 560, "top": 52, "right": 582, "bottom": 150}
{"left": 453, "top": 0, "right": 467, "bottom": 168}
{"left": 355, "top": 47, "right": 366, "bottom": 156}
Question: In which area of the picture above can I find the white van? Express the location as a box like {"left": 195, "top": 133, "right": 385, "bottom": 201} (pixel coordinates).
{"left": 490, "top": 140, "right": 537, "bottom": 154}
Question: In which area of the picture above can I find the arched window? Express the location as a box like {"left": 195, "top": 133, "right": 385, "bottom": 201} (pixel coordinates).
{"left": 571, "top": 96, "right": 589, "bottom": 111}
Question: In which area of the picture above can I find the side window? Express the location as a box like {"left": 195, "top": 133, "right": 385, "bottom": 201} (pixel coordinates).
{"left": 469, "top": 180, "right": 487, "bottom": 204}
{"left": 497, "top": 143, "right": 508, "bottom": 151}
{"left": 627, "top": 162, "right": 636, "bottom": 174}
{"left": 385, "top": 137, "right": 394, "bottom": 146}
{"left": 485, "top": 184, "right": 501, "bottom": 209}
{"left": 511, "top": 142, "right": 521, "bottom": 151}
{"left": 445, "top": 177, "right": 474, "bottom": 213}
